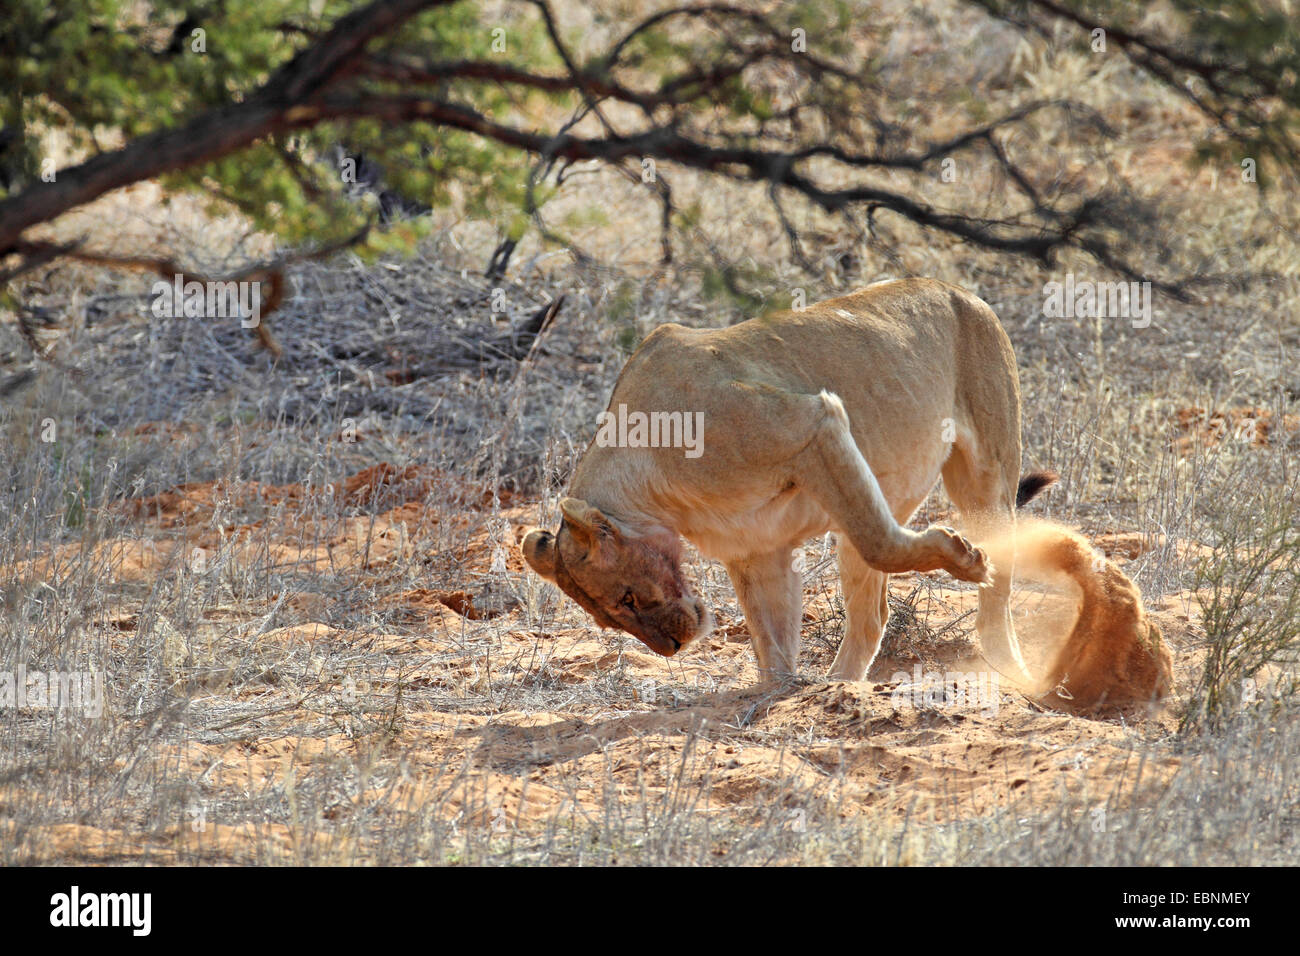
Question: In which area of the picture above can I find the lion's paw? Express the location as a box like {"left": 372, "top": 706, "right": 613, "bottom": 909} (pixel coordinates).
{"left": 932, "top": 526, "right": 995, "bottom": 586}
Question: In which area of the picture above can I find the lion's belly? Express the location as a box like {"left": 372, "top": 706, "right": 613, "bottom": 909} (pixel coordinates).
{"left": 868, "top": 448, "right": 949, "bottom": 522}
{"left": 680, "top": 489, "right": 832, "bottom": 563}
{"left": 677, "top": 453, "right": 941, "bottom": 564}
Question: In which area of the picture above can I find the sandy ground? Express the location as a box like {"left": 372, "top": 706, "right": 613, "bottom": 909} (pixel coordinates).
{"left": 4, "top": 463, "right": 1205, "bottom": 863}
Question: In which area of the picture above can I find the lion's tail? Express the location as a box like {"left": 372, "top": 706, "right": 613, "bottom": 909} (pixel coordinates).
{"left": 1015, "top": 470, "right": 1058, "bottom": 509}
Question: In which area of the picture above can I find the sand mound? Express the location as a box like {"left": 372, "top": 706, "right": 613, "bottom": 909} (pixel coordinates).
{"left": 990, "top": 520, "right": 1174, "bottom": 713}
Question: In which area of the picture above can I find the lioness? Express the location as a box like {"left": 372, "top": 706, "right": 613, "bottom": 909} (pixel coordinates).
{"left": 522, "top": 278, "right": 1055, "bottom": 683}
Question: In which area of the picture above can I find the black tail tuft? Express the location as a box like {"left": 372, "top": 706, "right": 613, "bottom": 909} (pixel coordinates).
{"left": 1016, "top": 470, "right": 1058, "bottom": 508}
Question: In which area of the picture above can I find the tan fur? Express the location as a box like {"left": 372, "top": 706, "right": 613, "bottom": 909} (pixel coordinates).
{"left": 523, "top": 278, "right": 1046, "bottom": 682}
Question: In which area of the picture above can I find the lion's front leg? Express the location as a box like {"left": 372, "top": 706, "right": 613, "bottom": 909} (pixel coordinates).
{"left": 725, "top": 548, "right": 803, "bottom": 681}
{"left": 828, "top": 545, "right": 889, "bottom": 681}
{"left": 792, "top": 392, "right": 993, "bottom": 584}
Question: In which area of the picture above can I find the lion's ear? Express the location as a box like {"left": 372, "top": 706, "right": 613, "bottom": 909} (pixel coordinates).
{"left": 521, "top": 529, "right": 558, "bottom": 581}
{"left": 559, "top": 497, "right": 621, "bottom": 550}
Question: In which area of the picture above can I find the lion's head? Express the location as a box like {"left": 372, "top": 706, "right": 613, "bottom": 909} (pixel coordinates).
{"left": 521, "top": 498, "right": 711, "bottom": 656}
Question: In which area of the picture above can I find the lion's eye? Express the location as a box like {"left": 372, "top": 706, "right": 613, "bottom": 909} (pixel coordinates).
{"left": 620, "top": 591, "right": 637, "bottom": 609}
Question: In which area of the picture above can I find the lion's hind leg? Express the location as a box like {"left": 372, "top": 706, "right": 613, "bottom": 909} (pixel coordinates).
{"left": 940, "top": 436, "right": 1033, "bottom": 684}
